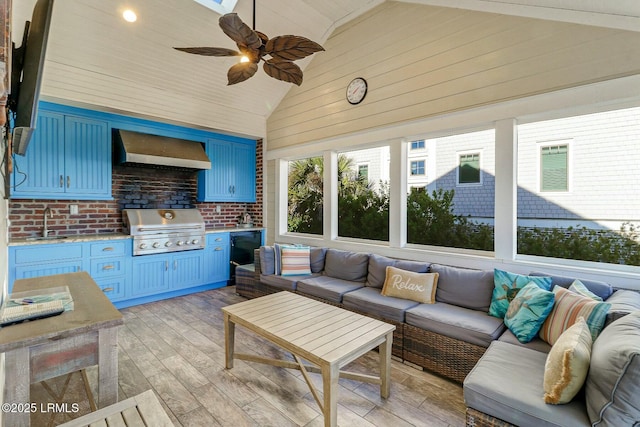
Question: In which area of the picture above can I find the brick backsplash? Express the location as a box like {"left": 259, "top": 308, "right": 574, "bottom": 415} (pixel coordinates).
{"left": 8, "top": 139, "right": 264, "bottom": 239}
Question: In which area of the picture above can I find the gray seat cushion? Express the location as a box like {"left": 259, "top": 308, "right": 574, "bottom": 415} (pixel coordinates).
{"left": 309, "top": 247, "right": 327, "bottom": 273}
{"left": 530, "top": 271, "right": 613, "bottom": 300}
{"left": 296, "top": 275, "right": 364, "bottom": 303}
{"left": 366, "top": 253, "right": 430, "bottom": 288}
{"left": 464, "top": 341, "right": 591, "bottom": 427}
{"left": 604, "top": 289, "right": 640, "bottom": 325}
{"left": 324, "top": 249, "right": 369, "bottom": 282}
{"left": 342, "top": 286, "right": 420, "bottom": 322}
{"left": 261, "top": 273, "right": 321, "bottom": 291}
{"left": 259, "top": 246, "right": 276, "bottom": 275}
{"left": 586, "top": 310, "right": 640, "bottom": 427}
{"left": 498, "top": 329, "right": 551, "bottom": 354}
{"left": 431, "top": 264, "right": 494, "bottom": 312}
{"left": 405, "top": 302, "right": 505, "bottom": 347}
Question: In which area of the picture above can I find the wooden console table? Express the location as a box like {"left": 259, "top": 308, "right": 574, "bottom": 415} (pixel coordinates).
{"left": 223, "top": 291, "right": 395, "bottom": 427}
{"left": 0, "top": 271, "right": 123, "bottom": 427}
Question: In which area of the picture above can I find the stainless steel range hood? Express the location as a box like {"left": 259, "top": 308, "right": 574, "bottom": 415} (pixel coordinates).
{"left": 115, "top": 129, "right": 211, "bottom": 170}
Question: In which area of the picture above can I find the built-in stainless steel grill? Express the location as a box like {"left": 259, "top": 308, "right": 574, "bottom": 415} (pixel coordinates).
{"left": 123, "top": 209, "right": 206, "bottom": 256}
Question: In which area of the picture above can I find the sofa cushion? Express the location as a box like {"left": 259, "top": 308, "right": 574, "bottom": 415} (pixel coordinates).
{"left": 260, "top": 273, "right": 321, "bottom": 291}
{"left": 490, "top": 269, "right": 552, "bottom": 319}
{"left": 405, "top": 302, "right": 505, "bottom": 348}
{"left": 323, "top": 249, "right": 369, "bottom": 282}
{"left": 432, "top": 264, "right": 494, "bottom": 312}
{"left": 543, "top": 317, "right": 593, "bottom": 405}
{"left": 530, "top": 271, "right": 613, "bottom": 301}
{"left": 539, "top": 286, "right": 610, "bottom": 346}
{"left": 604, "top": 289, "right": 640, "bottom": 325}
{"left": 504, "top": 282, "right": 555, "bottom": 343}
{"left": 586, "top": 310, "right": 640, "bottom": 427}
{"left": 366, "top": 254, "right": 397, "bottom": 288}
{"left": 309, "top": 247, "right": 327, "bottom": 273}
{"left": 342, "top": 286, "right": 420, "bottom": 323}
{"left": 259, "top": 246, "right": 276, "bottom": 275}
{"left": 296, "top": 275, "right": 364, "bottom": 304}
{"left": 498, "top": 329, "right": 551, "bottom": 354}
{"left": 381, "top": 266, "right": 438, "bottom": 304}
{"left": 464, "top": 341, "right": 591, "bottom": 427}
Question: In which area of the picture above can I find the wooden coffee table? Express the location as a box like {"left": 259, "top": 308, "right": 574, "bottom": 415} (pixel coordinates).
{"left": 222, "top": 291, "right": 395, "bottom": 427}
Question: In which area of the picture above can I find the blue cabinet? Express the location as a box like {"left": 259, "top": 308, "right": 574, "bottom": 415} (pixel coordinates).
{"left": 11, "top": 110, "right": 111, "bottom": 200}
{"left": 89, "top": 241, "right": 129, "bottom": 301}
{"left": 197, "top": 137, "right": 256, "bottom": 202}
{"left": 9, "top": 243, "right": 86, "bottom": 292}
{"left": 206, "top": 233, "right": 230, "bottom": 284}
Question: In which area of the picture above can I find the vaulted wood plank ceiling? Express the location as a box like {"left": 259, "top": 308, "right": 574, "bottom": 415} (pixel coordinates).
{"left": 11, "top": 1, "right": 640, "bottom": 139}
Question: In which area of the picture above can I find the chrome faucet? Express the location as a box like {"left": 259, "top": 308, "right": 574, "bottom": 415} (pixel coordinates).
{"left": 43, "top": 206, "right": 53, "bottom": 237}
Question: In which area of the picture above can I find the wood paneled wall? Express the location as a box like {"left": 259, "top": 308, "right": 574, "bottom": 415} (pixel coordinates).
{"left": 266, "top": 1, "right": 640, "bottom": 150}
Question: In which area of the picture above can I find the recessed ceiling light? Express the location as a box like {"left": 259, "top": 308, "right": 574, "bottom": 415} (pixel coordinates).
{"left": 123, "top": 9, "right": 137, "bottom": 23}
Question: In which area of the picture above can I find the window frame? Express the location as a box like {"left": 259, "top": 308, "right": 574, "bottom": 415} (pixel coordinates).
{"left": 537, "top": 140, "right": 572, "bottom": 193}
{"left": 410, "top": 140, "right": 426, "bottom": 150}
{"left": 410, "top": 159, "right": 426, "bottom": 176}
{"left": 456, "top": 150, "right": 483, "bottom": 186}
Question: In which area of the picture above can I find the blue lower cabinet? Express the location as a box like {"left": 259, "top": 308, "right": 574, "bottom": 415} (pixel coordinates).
{"left": 131, "top": 254, "right": 171, "bottom": 297}
{"left": 95, "top": 277, "right": 127, "bottom": 301}
{"left": 206, "top": 233, "right": 230, "bottom": 284}
{"left": 170, "top": 251, "right": 206, "bottom": 289}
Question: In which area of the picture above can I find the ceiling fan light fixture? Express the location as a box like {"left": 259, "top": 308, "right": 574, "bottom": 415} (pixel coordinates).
{"left": 174, "top": 10, "right": 324, "bottom": 86}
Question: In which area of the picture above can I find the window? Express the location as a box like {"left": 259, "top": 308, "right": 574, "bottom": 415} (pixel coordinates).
{"left": 357, "top": 164, "right": 369, "bottom": 181}
{"left": 458, "top": 153, "right": 481, "bottom": 184}
{"left": 410, "top": 160, "right": 425, "bottom": 176}
{"left": 192, "top": 0, "right": 237, "bottom": 14}
{"left": 338, "top": 147, "right": 390, "bottom": 241}
{"left": 287, "top": 156, "right": 323, "bottom": 235}
{"left": 540, "top": 144, "right": 568, "bottom": 192}
{"left": 411, "top": 140, "right": 425, "bottom": 150}
{"left": 517, "top": 106, "right": 640, "bottom": 267}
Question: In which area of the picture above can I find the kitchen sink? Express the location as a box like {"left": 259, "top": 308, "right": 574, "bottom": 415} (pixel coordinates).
{"left": 25, "top": 236, "right": 69, "bottom": 241}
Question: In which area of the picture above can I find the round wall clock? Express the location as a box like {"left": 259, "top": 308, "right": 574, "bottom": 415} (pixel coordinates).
{"left": 346, "top": 77, "right": 368, "bottom": 105}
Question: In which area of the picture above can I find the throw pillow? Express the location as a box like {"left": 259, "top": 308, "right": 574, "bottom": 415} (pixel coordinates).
{"left": 585, "top": 310, "right": 640, "bottom": 426}
{"left": 489, "top": 269, "right": 552, "bottom": 319}
{"left": 539, "top": 286, "right": 611, "bottom": 346}
{"left": 504, "top": 282, "right": 555, "bottom": 343}
{"left": 543, "top": 317, "right": 593, "bottom": 404}
{"left": 279, "top": 245, "right": 312, "bottom": 276}
{"left": 273, "top": 243, "right": 287, "bottom": 275}
{"left": 381, "top": 266, "right": 438, "bottom": 304}
{"left": 569, "top": 279, "right": 603, "bottom": 301}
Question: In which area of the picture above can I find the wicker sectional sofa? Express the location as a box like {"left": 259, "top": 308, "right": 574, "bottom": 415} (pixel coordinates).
{"left": 236, "top": 245, "right": 640, "bottom": 427}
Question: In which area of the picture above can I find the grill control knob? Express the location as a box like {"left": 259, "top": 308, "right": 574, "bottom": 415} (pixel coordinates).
{"left": 139, "top": 243, "right": 148, "bottom": 249}
{"left": 152, "top": 242, "right": 161, "bottom": 248}
{"left": 165, "top": 241, "right": 173, "bottom": 247}
{"left": 177, "top": 241, "right": 184, "bottom": 246}
{"left": 191, "top": 239, "right": 199, "bottom": 245}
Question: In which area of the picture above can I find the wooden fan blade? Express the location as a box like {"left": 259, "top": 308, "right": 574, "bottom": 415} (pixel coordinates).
{"left": 255, "top": 31, "right": 269, "bottom": 46}
{"left": 265, "top": 35, "right": 324, "bottom": 61}
{"left": 227, "top": 62, "right": 258, "bottom": 85}
{"left": 263, "top": 59, "right": 303, "bottom": 86}
{"left": 219, "top": 13, "right": 261, "bottom": 50}
{"left": 174, "top": 47, "right": 241, "bottom": 56}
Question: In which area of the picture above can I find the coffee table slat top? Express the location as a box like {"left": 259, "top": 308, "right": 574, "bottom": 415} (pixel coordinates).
{"left": 222, "top": 292, "right": 395, "bottom": 364}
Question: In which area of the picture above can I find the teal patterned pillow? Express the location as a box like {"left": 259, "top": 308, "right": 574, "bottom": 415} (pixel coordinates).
{"left": 489, "top": 269, "right": 552, "bottom": 318}
{"left": 504, "top": 282, "right": 556, "bottom": 343}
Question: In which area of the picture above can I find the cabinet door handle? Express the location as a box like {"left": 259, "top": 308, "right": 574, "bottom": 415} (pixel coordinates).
{"left": 102, "top": 265, "right": 115, "bottom": 270}
{"left": 229, "top": 185, "right": 232, "bottom": 194}
{"left": 165, "top": 261, "right": 169, "bottom": 271}
{"left": 60, "top": 175, "right": 64, "bottom": 187}
{"left": 173, "top": 260, "right": 177, "bottom": 270}
{"left": 67, "top": 176, "right": 71, "bottom": 188}
{"left": 102, "top": 247, "right": 114, "bottom": 252}
{"left": 215, "top": 247, "right": 224, "bottom": 251}
{"left": 215, "top": 238, "right": 222, "bottom": 242}
{"left": 232, "top": 185, "right": 236, "bottom": 194}
{"left": 102, "top": 287, "right": 114, "bottom": 293}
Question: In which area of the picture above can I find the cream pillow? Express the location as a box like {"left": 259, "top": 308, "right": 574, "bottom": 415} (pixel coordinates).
{"left": 381, "top": 266, "right": 438, "bottom": 303}
{"left": 543, "top": 317, "right": 593, "bottom": 404}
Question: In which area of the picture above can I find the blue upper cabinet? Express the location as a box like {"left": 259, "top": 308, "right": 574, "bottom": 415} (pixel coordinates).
{"left": 198, "top": 137, "right": 256, "bottom": 202}
{"left": 11, "top": 108, "right": 111, "bottom": 200}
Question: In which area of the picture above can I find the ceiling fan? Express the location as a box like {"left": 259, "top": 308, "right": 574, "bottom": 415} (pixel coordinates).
{"left": 174, "top": 2, "right": 324, "bottom": 86}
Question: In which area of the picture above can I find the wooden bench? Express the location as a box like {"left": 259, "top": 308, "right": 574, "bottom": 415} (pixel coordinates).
{"left": 58, "top": 390, "right": 174, "bottom": 427}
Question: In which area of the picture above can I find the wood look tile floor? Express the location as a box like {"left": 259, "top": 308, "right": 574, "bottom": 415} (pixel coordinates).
{"left": 33, "top": 286, "right": 466, "bottom": 427}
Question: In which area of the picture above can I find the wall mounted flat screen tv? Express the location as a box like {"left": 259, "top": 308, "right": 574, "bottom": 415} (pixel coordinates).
{"left": 9, "top": 0, "right": 55, "bottom": 156}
